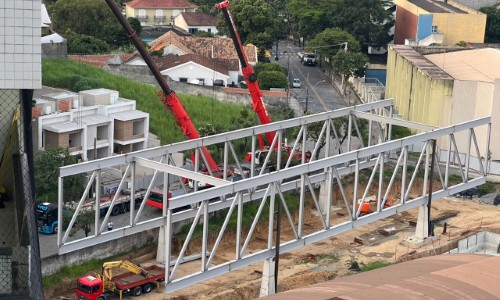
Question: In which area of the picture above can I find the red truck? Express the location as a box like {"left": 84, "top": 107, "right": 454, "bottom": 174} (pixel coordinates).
{"left": 75, "top": 261, "right": 165, "bottom": 300}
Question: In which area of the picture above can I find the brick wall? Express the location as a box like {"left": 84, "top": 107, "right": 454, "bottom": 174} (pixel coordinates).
{"left": 114, "top": 120, "right": 134, "bottom": 141}
{"left": 44, "top": 130, "right": 68, "bottom": 148}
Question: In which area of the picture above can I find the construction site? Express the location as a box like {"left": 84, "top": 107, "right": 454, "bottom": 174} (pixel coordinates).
{"left": 2, "top": 1, "right": 500, "bottom": 300}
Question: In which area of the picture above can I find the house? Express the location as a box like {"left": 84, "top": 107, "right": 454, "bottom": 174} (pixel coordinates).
{"left": 148, "top": 31, "right": 257, "bottom": 83}
{"left": 394, "top": 0, "right": 486, "bottom": 46}
{"left": 0, "top": 0, "right": 42, "bottom": 297}
{"left": 174, "top": 12, "right": 218, "bottom": 35}
{"left": 155, "top": 54, "right": 233, "bottom": 86}
{"left": 385, "top": 45, "right": 500, "bottom": 161}
{"left": 125, "top": 0, "right": 198, "bottom": 27}
{"left": 33, "top": 88, "right": 150, "bottom": 160}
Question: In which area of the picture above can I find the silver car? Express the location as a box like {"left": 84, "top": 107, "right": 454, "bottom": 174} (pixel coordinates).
{"left": 292, "top": 78, "right": 301, "bottom": 88}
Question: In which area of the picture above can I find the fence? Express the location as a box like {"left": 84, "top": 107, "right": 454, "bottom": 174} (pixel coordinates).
{"left": 0, "top": 90, "right": 44, "bottom": 299}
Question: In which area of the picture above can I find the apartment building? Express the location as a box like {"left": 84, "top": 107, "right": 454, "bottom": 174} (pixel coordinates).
{"left": 33, "top": 88, "right": 149, "bottom": 161}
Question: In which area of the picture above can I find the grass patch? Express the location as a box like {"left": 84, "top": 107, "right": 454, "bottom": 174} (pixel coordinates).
{"left": 316, "top": 252, "right": 339, "bottom": 264}
{"left": 361, "top": 261, "right": 391, "bottom": 272}
{"left": 478, "top": 182, "right": 497, "bottom": 196}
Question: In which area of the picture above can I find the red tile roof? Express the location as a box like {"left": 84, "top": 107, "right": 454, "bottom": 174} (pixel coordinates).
{"left": 125, "top": 0, "right": 197, "bottom": 9}
{"left": 153, "top": 54, "right": 230, "bottom": 75}
{"left": 68, "top": 54, "right": 136, "bottom": 68}
{"left": 180, "top": 12, "right": 216, "bottom": 26}
{"left": 150, "top": 31, "right": 258, "bottom": 63}
{"left": 68, "top": 53, "right": 134, "bottom": 68}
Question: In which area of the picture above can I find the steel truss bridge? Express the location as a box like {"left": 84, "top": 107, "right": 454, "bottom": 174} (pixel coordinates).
{"left": 57, "top": 99, "right": 491, "bottom": 292}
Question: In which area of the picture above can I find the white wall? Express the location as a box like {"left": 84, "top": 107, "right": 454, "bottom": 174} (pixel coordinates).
{"left": 160, "top": 62, "right": 229, "bottom": 86}
{"left": 0, "top": 0, "right": 41, "bottom": 89}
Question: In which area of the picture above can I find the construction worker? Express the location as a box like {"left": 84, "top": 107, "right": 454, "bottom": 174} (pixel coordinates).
{"left": 107, "top": 221, "right": 113, "bottom": 231}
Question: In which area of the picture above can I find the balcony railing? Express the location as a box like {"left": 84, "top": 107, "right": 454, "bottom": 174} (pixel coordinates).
{"left": 154, "top": 15, "right": 166, "bottom": 21}
{"left": 137, "top": 15, "right": 148, "bottom": 20}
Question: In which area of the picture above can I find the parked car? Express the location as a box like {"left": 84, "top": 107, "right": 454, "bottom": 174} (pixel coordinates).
{"left": 292, "top": 78, "right": 301, "bottom": 88}
{"left": 454, "top": 187, "right": 480, "bottom": 199}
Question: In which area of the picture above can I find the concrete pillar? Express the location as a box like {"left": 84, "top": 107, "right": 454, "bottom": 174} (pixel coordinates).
{"left": 415, "top": 205, "right": 429, "bottom": 240}
{"left": 156, "top": 226, "right": 166, "bottom": 263}
{"left": 259, "top": 258, "right": 275, "bottom": 297}
{"left": 318, "top": 181, "right": 330, "bottom": 214}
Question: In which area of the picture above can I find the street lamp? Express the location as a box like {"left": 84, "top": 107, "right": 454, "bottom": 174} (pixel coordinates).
{"left": 304, "top": 80, "right": 325, "bottom": 114}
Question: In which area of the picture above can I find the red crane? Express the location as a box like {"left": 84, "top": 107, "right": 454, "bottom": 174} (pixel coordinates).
{"left": 215, "top": 0, "right": 276, "bottom": 146}
{"left": 216, "top": 0, "right": 310, "bottom": 165}
{"left": 104, "top": 0, "right": 219, "bottom": 173}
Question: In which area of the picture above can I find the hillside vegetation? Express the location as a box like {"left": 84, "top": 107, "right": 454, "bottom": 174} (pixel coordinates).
{"left": 42, "top": 58, "right": 254, "bottom": 145}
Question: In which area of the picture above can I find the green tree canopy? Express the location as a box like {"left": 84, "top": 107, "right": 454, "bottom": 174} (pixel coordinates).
{"left": 253, "top": 62, "right": 287, "bottom": 77}
{"left": 257, "top": 70, "right": 287, "bottom": 90}
{"left": 288, "top": 0, "right": 394, "bottom": 49}
{"left": 308, "top": 28, "right": 361, "bottom": 60}
{"left": 480, "top": 6, "right": 500, "bottom": 43}
{"left": 216, "top": 0, "right": 284, "bottom": 50}
{"left": 34, "top": 147, "right": 85, "bottom": 203}
{"left": 65, "top": 32, "right": 110, "bottom": 54}
{"left": 332, "top": 51, "right": 368, "bottom": 89}
{"left": 50, "top": 0, "right": 133, "bottom": 49}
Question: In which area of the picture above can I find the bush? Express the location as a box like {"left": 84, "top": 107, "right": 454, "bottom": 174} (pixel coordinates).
{"left": 478, "top": 182, "right": 496, "bottom": 196}
{"left": 66, "top": 33, "right": 110, "bottom": 54}
{"left": 391, "top": 125, "right": 412, "bottom": 140}
{"left": 73, "top": 77, "right": 100, "bottom": 92}
{"left": 257, "top": 70, "right": 287, "bottom": 90}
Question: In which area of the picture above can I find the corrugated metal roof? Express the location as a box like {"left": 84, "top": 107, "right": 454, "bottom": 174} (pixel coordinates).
{"left": 408, "top": 0, "right": 465, "bottom": 13}
{"left": 111, "top": 110, "right": 148, "bottom": 121}
{"left": 264, "top": 254, "right": 500, "bottom": 300}
{"left": 425, "top": 48, "right": 500, "bottom": 83}
{"left": 391, "top": 45, "right": 453, "bottom": 80}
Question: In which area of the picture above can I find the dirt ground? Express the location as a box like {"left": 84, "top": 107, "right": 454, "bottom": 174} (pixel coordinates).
{"left": 53, "top": 196, "right": 500, "bottom": 300}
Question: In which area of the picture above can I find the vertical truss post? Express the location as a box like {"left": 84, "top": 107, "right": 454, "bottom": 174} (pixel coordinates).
{"left": 57, "top": 176, "right": 63, "bottom": 246}
{"left": 325, "top": 119, "right": 331, "bottom": 158}
{"left": 298, "top": 125, "right": 307, "bottom": 237}
{"left": 377, "top": 154, "right": 383, "bottom": 212}
{"left": 95, "top": 169, "right": 101, "bottom": 235}
{"left": 445, "top": 136, "right": 452, "bottom": 189}
{"left": 224, "top": 142, "right": 228, "bottom": 181}
{"left": 353, "top": 158, "right": 359, "bottom": 218}
{"left": 236, "top": 191, "right": 243, "bottom": 259}
{"left": 388, "top": 106, "right": 393, "bottom": 142}
{"left": 163, "top": 162, "right": 169, "bottom": 218}
{"left": 347, "top": 114, "right": 352, "bottom": 152}
{"left": 326, "top": 167, "right": 333, "bottom": 227}
{"left": 130, "top": 162, "right": 136, "bottom": 225}
{"left": 423, "top": 141, "right": 430, "bottom": 195}
{"left": 201, "top": 199, "right": 209, "bottom": 271}
{"left": 268, "top": 183, "right": 276, "bottom": 249}
{"left": 427, "top": 140, "right": 437, "bottom": 236}
{"left": 401, "top": 147, "right": 408, "bottom": 204}
{"left": 251, "top": 135, "right": 256, "bottom": 178}
{"left": 486, "top": 123, "right": 492, "bottom": 174}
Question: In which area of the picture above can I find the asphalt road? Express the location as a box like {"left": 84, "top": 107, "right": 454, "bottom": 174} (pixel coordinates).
{"left": 271, "top": 40, "right": 348, "bottom": 113}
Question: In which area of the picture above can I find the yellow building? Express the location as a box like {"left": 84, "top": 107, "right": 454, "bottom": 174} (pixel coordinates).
{"left": 395, "top": 0, "right": 486, "bottom": 46}
{"left": 386, "top": 45, "right": 500, "bottom": 160}
{"left": 125, "top": 0, "right": 198, "bottom": 27}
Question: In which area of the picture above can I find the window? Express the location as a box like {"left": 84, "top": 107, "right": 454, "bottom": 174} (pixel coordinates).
{"left": 208, "top": 28, "right": 211, "bottom": 33}
{"left": 155, "top": 9, "right": 163, "bottom": 17}
{"left": 197, "top": 78, "right": 205, "bottom": 85}
{"left": 138, "top": 9, "right": 146, "bottom": 17}
{"left": 431, "top": 26, "right": 438, "bottom": 33}
{"left": 189, "top": 28, "right": 198, "bottom": 35}
{"left": 179, "top": 77, "right": 188, "bottom": 83}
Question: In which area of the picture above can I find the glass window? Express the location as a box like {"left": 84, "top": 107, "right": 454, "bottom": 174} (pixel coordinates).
{"left": 431, "top": 26, "right": 438, "bottom": 33}
{"left": 156, "top": 9, "right": 163, "bottom": 17}
{"left": 138, "top": 9, "right": 146, "bottom": 17}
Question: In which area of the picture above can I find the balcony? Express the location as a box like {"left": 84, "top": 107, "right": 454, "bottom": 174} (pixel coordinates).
{"left": 154, "top": 15, "right": 166, "bottom": 21}
{"left": 137, "top": 15, "right": 148, "bottom": 20}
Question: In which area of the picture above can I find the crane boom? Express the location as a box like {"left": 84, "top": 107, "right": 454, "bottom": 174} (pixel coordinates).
{"left": 215, "top": 0, "right": 276, "bottom": 146}
{"left": 104, "top": 0, "right": 218, "bottom": 172}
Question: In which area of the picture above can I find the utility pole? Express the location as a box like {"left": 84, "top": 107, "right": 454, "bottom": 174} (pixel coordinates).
{"left": 304, "top": 87, "right": 309, "bottom": 114}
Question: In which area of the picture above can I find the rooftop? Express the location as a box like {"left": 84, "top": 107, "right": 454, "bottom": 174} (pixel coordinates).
{"left": 150, "top": 31, "right": 258, "bottom": 63}
{"left": 153, "top": 54, "right": 234, "bottom": 75}
{"left": 110, "top": 110, "right": 149, "bottom": 121}
{"left": 391, "top": 45, "right": 453, "bottom": 80}
{"left": 76, "top": 114, "right": 113, "bottom": 126}
{"left": 425, "top": 48, "right": 500, "bottom": 83}
{"left": 179, "top": 12, "right": 216, "bottom": 26}
{"left": 265, "top": 254, "right": 500, "bottom": 300}
{"left": 125, "top": 0, "right": 197, "bottom": 9}
{"left": 408, "top": 0, "right": 466, "bottom": 13}
{"left": 43, "top": 122, "right": 81, "bottom": 133}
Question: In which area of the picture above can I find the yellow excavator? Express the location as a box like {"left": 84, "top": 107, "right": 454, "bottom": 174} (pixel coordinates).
{"left": 76, "top": 260, "right": 165, "bottom": 300}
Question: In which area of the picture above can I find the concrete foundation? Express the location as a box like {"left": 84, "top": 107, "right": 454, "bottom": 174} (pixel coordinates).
{"left": 449, "top": 231, "right": 500, "bottom": 256}
{"left": 415, "top": 205, "right": 429, "bottom": 240}
{"left": 259, "top": 258, "right": 275, "bottom": 297}
{"left": 318, "top": 181, "right": 330, "bottom": 214}
{"left": 156, "top": 226, "right": 166, "bottom": 263}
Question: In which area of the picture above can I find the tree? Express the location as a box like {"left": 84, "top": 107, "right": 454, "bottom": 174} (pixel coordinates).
{"left": 65, "top": 32, "right": 110, "bottom": 54}
{"left": 50, "top": 0, "right": 131, "bottom": 49}
{"left": 332, "top": 51, "right": 368, "bottom": 91}
{"left": 480, "top": 6, "right": 500, "bottom": 43}
{"left": 253, "top": 62, "right": 287, "bottom": 76}
{"left": 34, "top": 147, "right": 85, "bottom": 203}
{"left": 257, "top": 71, "right": 288, "bottom": 90}
{"left": 216, "top": 0, "right": 284, "bottom": 50}
{"left": 75, "top": 209, "right": 94, "bottom": 237}
{"left": 308, "top": 28, "right": 361, "bottom": 58}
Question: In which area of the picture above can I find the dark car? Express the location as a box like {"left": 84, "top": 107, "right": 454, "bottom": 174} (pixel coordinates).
{"left": 455, "top": 187, "right": 480, "bottom": 199}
